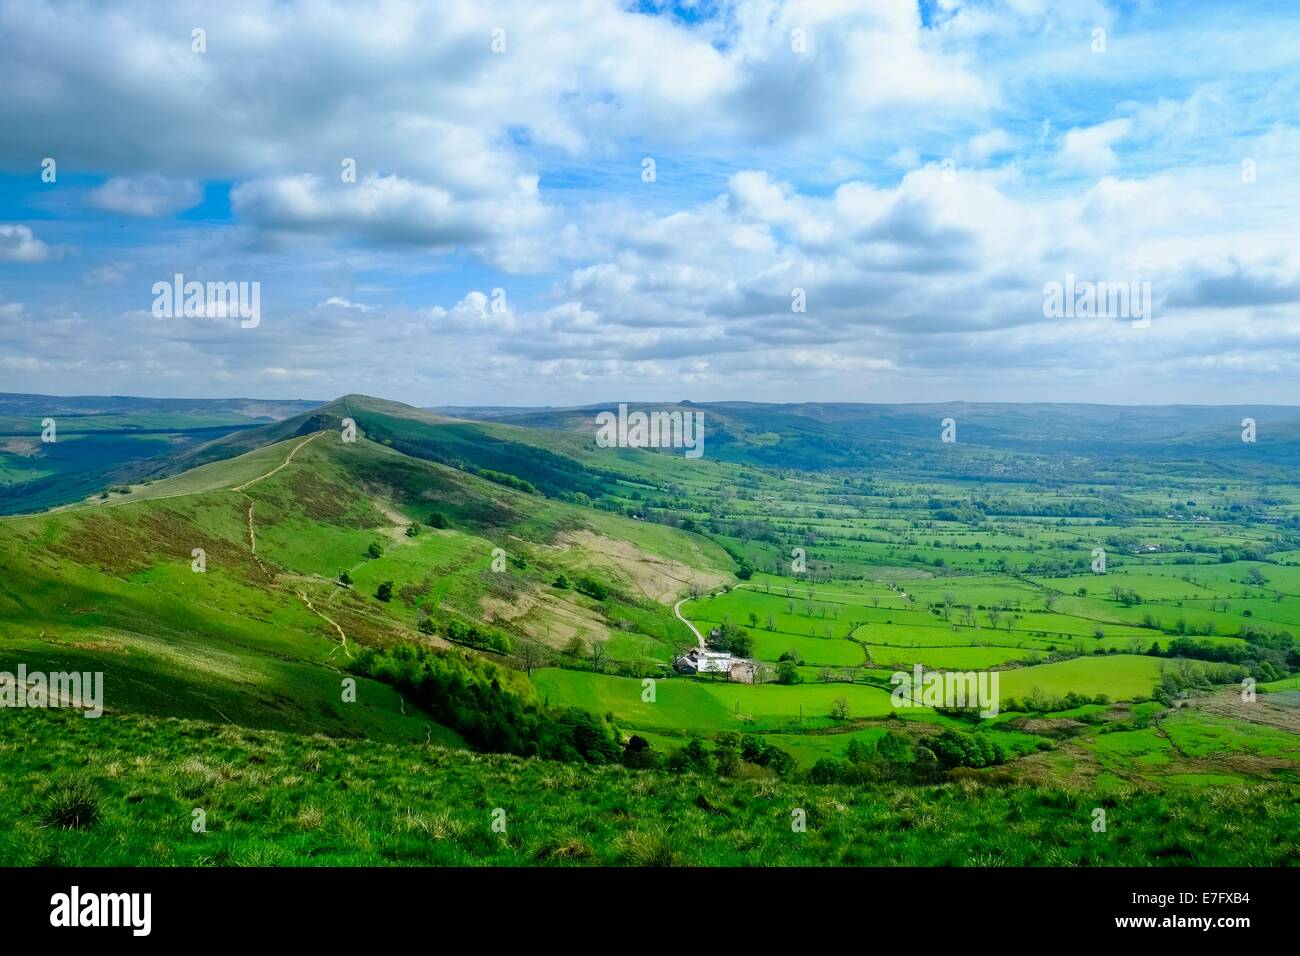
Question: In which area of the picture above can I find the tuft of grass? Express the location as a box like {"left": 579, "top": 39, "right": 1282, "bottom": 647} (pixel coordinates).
{"left": 41, "top": 775, "right": 101, "bottom": 831}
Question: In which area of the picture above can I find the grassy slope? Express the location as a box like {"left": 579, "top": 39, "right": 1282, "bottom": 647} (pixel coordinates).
{"left": 3, "top": 708, "right": 1295, "bottom": 866}
{"left": 0, "top": 429, "right": 730, "bottom": 745}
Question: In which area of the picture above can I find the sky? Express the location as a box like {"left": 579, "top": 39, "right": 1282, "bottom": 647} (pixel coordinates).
{"left": 1, "top": 0, "right": 1298, "bottom": 407}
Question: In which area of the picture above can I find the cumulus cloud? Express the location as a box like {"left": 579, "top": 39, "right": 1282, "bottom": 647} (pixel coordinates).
{"left": 89, "top": 175, "right": 202, "bottom": 218}
{"left": 0, "top": 224, "right": 52, "bottom": 263}
{"left": 231, "top": 173, "right": 551, "bottom": 266}
{"left": 1058, "top": 119, "right": 1132, "bottom": 176}
{"left": 0, "top": 0, "right": 1299, "bottom": 404}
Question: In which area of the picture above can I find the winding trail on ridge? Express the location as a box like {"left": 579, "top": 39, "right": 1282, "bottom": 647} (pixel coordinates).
{"left": 234, "top": 431, "right": 322, "bottom": 491}
{"left": 238, "top": 431, "right": 351, "bottom": 660}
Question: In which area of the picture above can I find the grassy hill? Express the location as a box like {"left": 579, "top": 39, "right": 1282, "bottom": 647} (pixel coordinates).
{"left": 1, "top": 393, "right": 1298, "bottom": 866}
{"left": 4, "top": 707, "right": 1295, "bottom": 866}
{"left": 0, "top": 421, "right": 729, "bottom": 745}
{"left": 0, "top": 393, "right": 321, "bottom": 515}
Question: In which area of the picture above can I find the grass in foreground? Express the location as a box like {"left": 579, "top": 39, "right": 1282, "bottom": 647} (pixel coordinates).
{"left": 1, "top": 709, "right": 1296, "bottom": 866}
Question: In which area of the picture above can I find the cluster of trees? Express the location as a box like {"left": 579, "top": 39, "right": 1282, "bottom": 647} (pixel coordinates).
{"left": 1155, "top": 631, "right": 1297, "bottom": 682}
{"left": 999, "top": 690, "right": 1111, "bottom": 714}
{"left": 474, "top": 468, "right": 537, "bottom": 494}
{"left": 1154, "top": 659, "right": 1249, "bottom": 705}
{"left": 622, "top": 732, "right": 795, "bottom": 779}
{"left": 808, "top": 728, "right": 1007, "bottom": 785}
{"left": 709, "top": 620, "right": 753, "bottom": 657}
{"left": 351, "top": 644, "right": 620, "bottom": 762}
{"left": 1111, "top": 586, "right": 1143, "bottom": 606}
{"left": 415, "top": 616, "right": 512, "bottom": 654}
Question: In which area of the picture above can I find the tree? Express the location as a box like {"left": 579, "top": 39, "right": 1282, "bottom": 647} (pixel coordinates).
{"left": 427, "top": 512, "right": 448, "bottom": 529}
{"left": 553, "top": 573, "right": 570, "bottom": 589}
{"left": 747, "top": 612, "right": 759, "bottom": 629}
{"left": 831, "top": 697, "right": 850, "bottom": 720}
{"left": 366, "top": 542, "right": 384, "bottom": 559}
{"left": 622, "top": 735, "right": 658, "bottom": 769}
{"left": 986, "top": 606, "right": 1002, "bottom": 630}
{"left": 375, "top": 580, "right": 394, "bottom": 602}
{"left": 589, "top": 640, "right": 608, "bottom": 673}
{"left": 338, "top": 570, "right": 352, "bottom": 586}
{"left": 776, "top": 660, "right": 801, "bottom": 685}
{"left": 405, "top": 523, "right": 420, "bottom": 537}
{"left": 1043, "top": 591, "right": 1059, "bottom": 612}
{"left": 517, "top": 639, "right": 546, "bottom": 676}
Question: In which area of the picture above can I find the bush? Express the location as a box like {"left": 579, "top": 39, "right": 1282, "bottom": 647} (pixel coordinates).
{"left": 622, "top": 735, "right": 659, "bottom": 769}
{"left": 575, "top": 576, "right": 610, "bottom": 601}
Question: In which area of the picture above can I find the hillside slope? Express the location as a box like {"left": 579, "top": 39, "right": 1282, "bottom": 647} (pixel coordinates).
{"left": 0, "top": 424, "right": 732, "bottom": 745}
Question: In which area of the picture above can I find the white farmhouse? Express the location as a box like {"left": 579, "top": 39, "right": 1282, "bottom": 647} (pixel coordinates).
{"left": 676, "top": 647, "right": 733, "bottom": 674}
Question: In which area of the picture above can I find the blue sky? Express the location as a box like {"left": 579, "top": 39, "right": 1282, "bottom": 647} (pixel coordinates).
{"left": 1, "top": 0, "right": 1298, "bottom": 406}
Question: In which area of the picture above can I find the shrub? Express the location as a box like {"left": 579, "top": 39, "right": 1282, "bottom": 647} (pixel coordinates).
{"left": 575, "top": 576, "right": 610, "bottom": 601}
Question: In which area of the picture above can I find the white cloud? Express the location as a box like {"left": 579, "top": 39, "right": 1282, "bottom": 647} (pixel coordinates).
{"left": 1058, "top": 119, "right": 1132, "bottom": 176}
{"left": 0, "top": 224, "right": 52, "bottom": 263}
{"left": 968, "top": 128, "right": 1012, "bottom": 162}
{"left": 231, "top": 173, "right": 553, "bottom": 269}
{"left": 82, "top": 263, "right": 131, "bottom": 286}
{"left": 89, "top": 175, "right": 202, "bottom": 218}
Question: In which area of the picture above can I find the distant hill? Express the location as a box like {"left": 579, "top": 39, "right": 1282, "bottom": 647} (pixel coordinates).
{"left": 7, "top": 393, "right": 1300, "bottom": 516}
{"left": 0, "top": 392, "right": 324, "bottom": 514}
{"left": 437, "top": 400, "right": 1300, "bottom": 476}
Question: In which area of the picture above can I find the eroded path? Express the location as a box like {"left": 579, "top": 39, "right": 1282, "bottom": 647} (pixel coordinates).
{"left": 234, "top": 431, "right": 322, "bottom": 491}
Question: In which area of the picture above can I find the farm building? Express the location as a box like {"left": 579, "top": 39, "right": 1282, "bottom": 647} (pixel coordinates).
{"left": 676, "top": 647, "right": 761, "bottom": 683}
{"left": 676, "top": 647, "right": 733, "bottom": 674}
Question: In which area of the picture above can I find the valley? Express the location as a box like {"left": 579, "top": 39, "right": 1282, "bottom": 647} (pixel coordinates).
{"left": 0, "top": 394, "right": 1297, "bottom": 865}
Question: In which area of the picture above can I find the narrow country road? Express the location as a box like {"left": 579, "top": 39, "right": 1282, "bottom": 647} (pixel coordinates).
{"left": 673, "top": 597, "right": 706, "bottom": 649}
